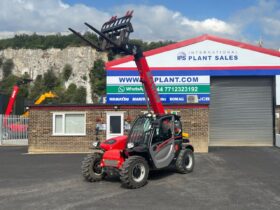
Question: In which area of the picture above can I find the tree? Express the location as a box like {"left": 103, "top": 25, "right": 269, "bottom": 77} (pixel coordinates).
{"left": 52, "top": 85, "right": 66, "bottom": 103}
{"left": 0, "top": 74, "right": 30, "bottom": 98}
{"left": 73, "top": 86, "right": 86, "bottom": 103}
{"left": 0, "top": 32, "right": 99, "bottom": 50}
{"left": 43, "top": 68, "right": 60, "bottom": 90}
{"left": 0, "top": 74, "right": 19, "bottom": 95}
{"left": 22, "top": 72, "right": 31, "bottom": 80}
{"left": 0, "top": 57, "right": 3, "bottom": 68}
{"left": 107, "top": 50, "right": 115, "bottom": 61}
{"left": 28, "top": 75, "right": 44, "bottom": 100}
{"left": 2, "top": 59, "right": 14, "bottom": 78}
{"left": 81, "top": 75, "right": 87, "bottom": 81}
{"left": 18, "top": 72, "right": 31, "bottom": 98}
{"left": 90, "top": 59, "right": 106, "bottom": 102}
{"left": 62, "top": 64, "right": 73, "bottom": 81}
{"left": 63, "top": 83, "right": 77, "bottom": 103}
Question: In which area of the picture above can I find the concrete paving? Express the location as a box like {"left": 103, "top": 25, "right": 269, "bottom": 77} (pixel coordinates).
{"left": 0, "top": 146, "right": 280, "bottom": 210}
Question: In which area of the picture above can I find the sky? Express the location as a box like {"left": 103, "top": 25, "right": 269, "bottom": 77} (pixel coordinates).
{"left": 0, "top": 0, "right": 280, "bottom": 49}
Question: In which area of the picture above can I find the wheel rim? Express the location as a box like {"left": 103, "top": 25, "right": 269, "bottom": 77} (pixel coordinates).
{"left": 185, "top": 153, "right": 193, "bottom": 170}
{"left": 132, "top": 163, "right": 145, "bottom": 182}
{"left": 93, "top": 161, "right": 102, "bottom": 175}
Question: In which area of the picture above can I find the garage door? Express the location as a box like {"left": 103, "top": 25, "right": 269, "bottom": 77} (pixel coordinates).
{"left": 209, "top": 77, "right": 273, "bottom": 146}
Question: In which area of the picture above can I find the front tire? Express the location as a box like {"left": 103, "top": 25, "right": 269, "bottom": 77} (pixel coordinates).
{"left": 120, "top": 156, "right": 149, "bottom": 189}
{"left": 175, "top": 149, "right": 194, "bottom": 174}
{"left": 81, "top": 153, "right": 104, "bottom": 182}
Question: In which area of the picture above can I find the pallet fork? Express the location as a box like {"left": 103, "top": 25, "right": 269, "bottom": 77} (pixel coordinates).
{"left": 69, "top": 10, "right": 164, "bottom": 114}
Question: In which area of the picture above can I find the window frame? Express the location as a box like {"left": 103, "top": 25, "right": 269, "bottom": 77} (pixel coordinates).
{"left": 52, "top": 112, "right": 86, "bottom": 136}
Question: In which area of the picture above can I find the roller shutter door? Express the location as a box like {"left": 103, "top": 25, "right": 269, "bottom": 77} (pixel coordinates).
{"left": 209, "top": 77, "right": 273, "bottom": 146}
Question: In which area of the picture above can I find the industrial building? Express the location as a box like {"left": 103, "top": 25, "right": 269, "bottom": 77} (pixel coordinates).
{"left": 28, "top": 35, "right": 280, "bottom": 153}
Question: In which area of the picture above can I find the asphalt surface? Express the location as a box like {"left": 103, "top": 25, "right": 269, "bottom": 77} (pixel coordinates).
{"left": 1, "top": 146, "right": 280, "bottom": 210}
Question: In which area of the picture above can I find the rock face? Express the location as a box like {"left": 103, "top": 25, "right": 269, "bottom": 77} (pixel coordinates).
{"left": 0, "top": 47, "right": 107, "bottom": 103}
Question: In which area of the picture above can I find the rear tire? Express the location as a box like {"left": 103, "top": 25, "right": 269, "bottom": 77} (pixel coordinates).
{"left": 81, "top": 153, "right": 104, "bottom": 182}
{"left": 175, "top": 149, "right": 194, "bottom": 174}
{"left": 120, "top": 156, "right": 149, "bottom": 189}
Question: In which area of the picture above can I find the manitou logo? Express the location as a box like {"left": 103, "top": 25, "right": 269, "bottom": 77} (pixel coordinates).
{"left": 177, "top": 52, "right": 186, "bottom": 61}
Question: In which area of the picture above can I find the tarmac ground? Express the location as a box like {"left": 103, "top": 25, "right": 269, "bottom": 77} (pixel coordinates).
{"left": 0, "top": 146, "right": 280, "bottom": 210}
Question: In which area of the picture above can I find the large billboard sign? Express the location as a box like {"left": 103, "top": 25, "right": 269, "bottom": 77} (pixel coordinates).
{"left": 106, "top": 74, "right": 210, "bottom": 104}
{"left": 106, "top": 35, "right": 280, "bottom": 105}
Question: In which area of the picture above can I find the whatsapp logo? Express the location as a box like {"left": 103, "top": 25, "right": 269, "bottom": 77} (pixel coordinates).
{"left": 118, "top": 86, "right": 125, "bottom": 93}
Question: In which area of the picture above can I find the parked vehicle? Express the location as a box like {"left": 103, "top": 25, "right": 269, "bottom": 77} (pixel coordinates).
{"left": 3, "top": 79, "right": 32, "bottom": 139}
{"left": 70, "top": 11, "right": 194, "bottom": 189}
{"left": 22, "top": 91, "right": 57, "bottom": 117}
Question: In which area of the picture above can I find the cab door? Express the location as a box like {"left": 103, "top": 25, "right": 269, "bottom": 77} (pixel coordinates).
{"left": 149, "top": 115, "right": 175, "bottom": 169}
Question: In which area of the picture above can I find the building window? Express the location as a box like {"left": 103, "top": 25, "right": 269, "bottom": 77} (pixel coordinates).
{"left": 53, "top": 113, "right": 86, "bottom": 135}
{"left": 110, "top": 116, "right": 121, "bottom": 134}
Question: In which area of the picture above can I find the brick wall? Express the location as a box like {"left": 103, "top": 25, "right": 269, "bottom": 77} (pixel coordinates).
{"left": 28, "top": 105, "right": 209, "bottom": 153}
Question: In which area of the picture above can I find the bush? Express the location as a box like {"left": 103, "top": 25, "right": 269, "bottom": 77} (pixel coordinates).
{"left": 28, "top": 75, "right": 44, "bottom": 100}
{"left": 63, "top": 83, "right": 77, "bottom": 103}
{"left": 0, "top": 57, "right": 3, "bottom": 67}
{"left": 0, "top": 33, "right": 99, "bottom": 50}
{"left": 43, "top": 68, "right": 60, "bottom": 90}
{"left": 81, "top": 75, "right": 87, "bottom": 81}
{"left": 0, "top": 74, "right": 30, "bottom": 97}
{"left": 73, "top": 86, "right": 86, "bottom": 104}
{"left": 0, "top": 74, "right": 18, "bottom": 95}
{"left": 62, "top": 64, "right": 73, "bottom": 81}
{"left": 2, "top": 59, "right": 14, "bottom": 78}
{"left": 90, "top": 59, "right": 105, "bottom": 102}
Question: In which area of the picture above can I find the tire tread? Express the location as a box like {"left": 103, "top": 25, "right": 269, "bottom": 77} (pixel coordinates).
{"left": 120, "top": 156, "right": 149, "bottom": 189}
{"left": 175, "top": 149, "right": 194, "bottom": 174}
{"left": 81, "top": 153, "right": 103, "bottom": 182}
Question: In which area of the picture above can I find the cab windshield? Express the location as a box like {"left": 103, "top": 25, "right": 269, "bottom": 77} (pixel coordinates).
{"left": 128, "top": 116, "right": 153, "bottom": 146}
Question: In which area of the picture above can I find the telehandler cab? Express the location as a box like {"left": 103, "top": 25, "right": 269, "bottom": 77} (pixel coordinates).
{"left": 69, "top": 11, "right": 194, "bottom": 189}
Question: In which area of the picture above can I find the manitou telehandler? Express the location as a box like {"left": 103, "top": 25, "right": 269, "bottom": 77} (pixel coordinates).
{"left": 69, "top": 11, "right": 194, "bottom": 189}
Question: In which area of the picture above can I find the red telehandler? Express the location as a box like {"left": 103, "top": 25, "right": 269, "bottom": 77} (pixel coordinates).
{"left": 69, "top": 11, "right": 194, "bottom": 189}
{"left": 4, "top": 79, "right": 32, "bottom": 116}
{"left": 2, "top": 79, "right": 32, "bottom": 139}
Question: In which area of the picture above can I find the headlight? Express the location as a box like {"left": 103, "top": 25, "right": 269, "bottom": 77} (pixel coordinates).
{"left": 127, "top": 142, "right": 134, "bottom": 149}
{"left": 92, "top": 141, "right": 99, "bottom": 148}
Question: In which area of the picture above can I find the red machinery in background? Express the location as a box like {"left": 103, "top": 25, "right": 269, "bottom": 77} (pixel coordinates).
{"left": 4, "top": 79, "right": 32, "bottom": 116}
{"left": 2, "top": 79, "right": 32, "bottom": 139}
